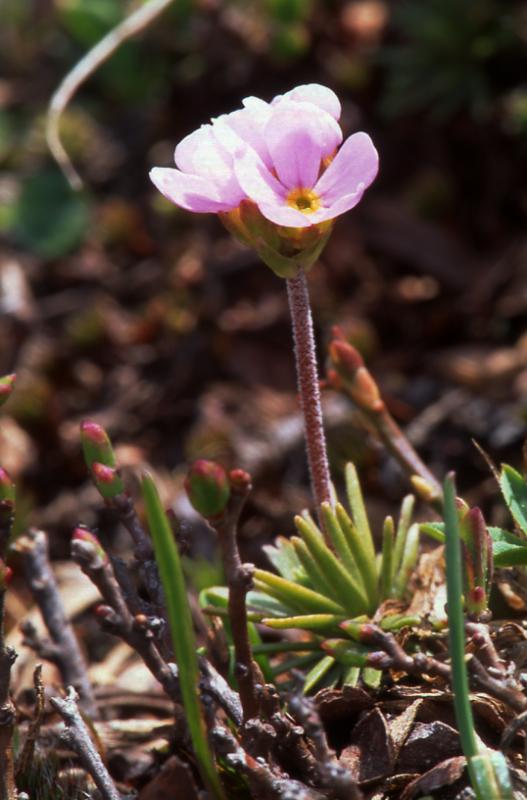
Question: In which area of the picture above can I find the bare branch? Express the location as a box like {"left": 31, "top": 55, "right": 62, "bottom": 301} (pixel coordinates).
{"left": 15, "top": 529, "right": 97, "bottom": 717}
{"left": 51, "top": 687, "right": 121, "bottom": 800}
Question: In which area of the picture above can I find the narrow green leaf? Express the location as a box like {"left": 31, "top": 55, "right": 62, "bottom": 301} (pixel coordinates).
{"left": 380, "top": 516, "right": 395, "bottom": 600}
{"left": 342, "top": 665, "right": 360, "bottom": 687}
{"left": 252, "top": 641, "right": 320, "bottom": 655}
{"left": 362, "top": 667, "right": 382, "bottom": 688}
{"left": 321, "top": 638, "right": 371, "bottom": 667}
{"left": 500, "top": 464, "right": 527, "bottom": 534}
{"left": 345, "top": 462, "right": 376, "bottom": 561}
{"left": 247, "top": 622, "right": 273, "bottom": 683}
{"left": 142, "top": 474, "right": 224, "bottom": 800}
{"left": 319, "top": 502, "right": 362, "bottom": 583}
{"left": 335, "top": 503, "right": 378, "bottom": 612}
{"left": 263, "top": 536, "right": 305, "bottom": 581}
{"left": 421, "top": 523, "right": 527, "bottom": 568}
{"left": 392, "top": 522, "right": 420, "bottom": 600}
{"left": 295, "top": 514, "right": 369, "bottom": 615}
{"left": 443, "top": 473, "right": 479, "bottom": 763}
{"left": 261, "top": 614, "right": 346, "bottom": 635}
{"left": 290, "top": 536, "right": 340, "bottom": 600}
{"left": 380, "top": 614, "right": 421, "bottom": 631}
{"left": 393, "top": 494, "right": 415, "bottom": 573}
{"left": 303, "top": 655, "right": 335, "bottom": 694}
{"left": 271, "top": 653, "right": 320, "bottom": 677}
{"left": 468, "top": 752, "right": 514, "bottom": 800}
{"left": 253, "top": 569, "right": 346, "bottom": 615}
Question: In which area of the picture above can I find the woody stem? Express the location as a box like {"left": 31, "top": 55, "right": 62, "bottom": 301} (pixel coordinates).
{"left": 286, "top": 269, "right": 331, "bottom": 510}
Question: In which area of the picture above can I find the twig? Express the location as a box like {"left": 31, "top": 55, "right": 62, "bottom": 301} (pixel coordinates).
{"left": 0, "top": 646, "right": 16, "bottom": 800}
{"left": 467, "top": 655, "right": 527, "bottom": 714}
{"left": 15, "top": 664, "right": 45, "bottom": 782}
{"left": 15, "top": 529, "right": 97, "bottom": 717}
{"left": 71, "top": 533, "right": 180, "bottom": 705}
{"left": 212, "top": 725, "right": 326, "bottom": 800}
{"left": 199, "top": 657, "right": 243, "bottom": 727}
{"left": 466, "top": 622, "right": 506, "bottom": 677}
{"left": 328, "top": 333, "right": 440, "bottom": 500}
{"left": 50, "top": 687, "right": 121, "bottom": 800}
{"left": 287, "top": 271, "right": 331, "bottom": 510}
{"left": 360, "top": 623, "right": 451, "bottom": 681}
{"left": 107, "top": 493, "right": 166, "bottom": 620}
{"left": 208, "top": 471, "right": 259, "bottom": 721}
{"left": 46, "top": 0, "right": 177, "bottom": 189}
{"left": 288, "top": 693, "right": 362, "bottom": 800}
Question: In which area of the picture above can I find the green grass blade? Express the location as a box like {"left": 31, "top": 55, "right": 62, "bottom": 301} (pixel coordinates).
{"left": 345, "top": 462, "right": 376, "bottom": 561}
{"left": 380, "top": 515, "right": 395, "bottom": 600}
{"left": 141, "top": 473, "right": 224, "bottom": 800}
{"left": 443, "top": 473, "right": 479, "bottom": 763}
{"left": 295, "top": 514, "right": 369, "bottom": 615}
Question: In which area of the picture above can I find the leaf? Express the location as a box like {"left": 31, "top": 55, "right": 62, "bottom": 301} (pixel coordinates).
{"left": 261, "top": 614, "right": 346, "bottom": 636}
{"left": 420, "top": 523, "right": 527, "bottom": 567}
{"left": 294, "top": 514, "right": 369, "bottom": 616}
{"left": 142, "top": 474, "right": 224, "bottom": 800}
{"left": 253, "top": 569, "right": 346, "bottom": 615}
{"left": 263, "top": 536, "right": 304, "bottom": 580}
{"left": 345, "top": 463, "right": 376, "bottom": 561}
{"left": 13, "top": 169, "right": 90, "bottom": 259}
{"left": 500, "top": 464, "right": 527, "bottom": 534}
{"left": 303, "top": 655, "right": 336, "bottom": 694}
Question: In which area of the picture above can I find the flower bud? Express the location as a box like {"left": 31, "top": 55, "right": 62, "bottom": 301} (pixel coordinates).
{"left": 0, "top": 374, "right": 16, "bottom": 408}
{"left": 185, "top": 460, "right": 231, "bottom": 518}
{"left": 229, "top": 468, "right": 252, "bottom": 493}
{"left": 91, "top": 463, "right": 125, "bottom": 500}
{"left": 0, "top": 467, "right": 15, "bottom": 530}
{"left": 71, "top": 526, "right": 108, "bottom": 565}
{"left": 328, "top": 339, "right": 382, "bottom": 412}
{"left": 0, "top": 559, "right": 12, "bottom": 589}
{"left": 81, "top": 420, "right": 117, "bottom": 467}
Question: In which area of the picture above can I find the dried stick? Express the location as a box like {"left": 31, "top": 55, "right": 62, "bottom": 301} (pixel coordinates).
{"left": 209, "top": 471, "right": 258, "bottom": 721}
{"left": 287, "top": 271, "right": 331, "bottom": 510}
{"left": 358, "top": 623, "right": 451, "bottom": 681}
{"left": 50, "top": 687, "right": 121, "bottom": 800}
{"left": 46, "top": 0, "right": 176, "bottom": 190}
{"left": 212, "top": 725, "right": 326, "bottom": 800}
{"left": 71, "top": 533, "right": 180, "bottom": 705}
{"left": 15, "top": 529, "right": 97, "bottom": 717}
{"left": 0, "top": 469, "right": 16, "bottom": 800}
{"left": 328, "top": 333, "right": 441, "bottom": 500}
{"left": 0, "top": 646, "right": 16, "bottom": 800}
{"left": 15, "top": 664, "right": 45, "bottom": 781}
{"left": 107, "top": 492, "right": 165, "bottom": 615}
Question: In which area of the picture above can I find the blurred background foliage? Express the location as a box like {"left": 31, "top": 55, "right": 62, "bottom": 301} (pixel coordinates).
{"left": 1, "top": 0, "right": 527, "bottom": 569}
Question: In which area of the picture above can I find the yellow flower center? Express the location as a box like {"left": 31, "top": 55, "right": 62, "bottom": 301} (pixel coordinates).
{"left": 287, "top": 188, "right": 321, "bottom": 214}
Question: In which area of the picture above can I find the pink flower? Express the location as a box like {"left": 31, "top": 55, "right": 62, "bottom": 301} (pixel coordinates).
{"left": 149, "top": 84, "right": 377, "bottom": 228}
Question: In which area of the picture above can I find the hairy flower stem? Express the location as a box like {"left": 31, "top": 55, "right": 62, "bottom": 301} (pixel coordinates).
{"left": 287, "top": 270, "right": 331, "bottom": 511}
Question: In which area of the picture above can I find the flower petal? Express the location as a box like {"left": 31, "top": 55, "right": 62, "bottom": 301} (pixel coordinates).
{"left": 264, "top": 101, "right": 343, "bottom": 190}
{"left": 314, "top": 132, "right": 378, "bottom": 204}
{"left": 233, "top": 147, "right": 287, "bottom": 206}
{"left": 257, "top": 202, "right": 313, "bottom": 228}
{"left": 174, "top": 124, "right": 245, "bottom": 207}
{"left": 149, "top": 167, "right": 235, "bottom": 213}
{"left": 273, "top": 84, "right": 341, "bottom": 120}
{"left": 308, "top": 189, "right": 366, "bottom": 223}
{"left": 213, "top": 99, "right": 272, "bottom": 168}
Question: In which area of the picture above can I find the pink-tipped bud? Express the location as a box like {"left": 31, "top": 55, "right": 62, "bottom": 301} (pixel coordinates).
{"left": 91, "top": 462, "right": 125, "bottom": 500}
{"left": 72, "top": 526, "right": 108, "bottom": 564}
{"left": 185, "top": 460, "right": 231, "bottom": 518}
{"left": 0, "top": 374, "right": 16, "bottom": 408}
{"left": 0, "top": 560, "right": 12, "bottom": 588}
{"left": 328, "top": 340, "right": 382, "bottom": 412}
{"left": 95, "top": 604, "right": 113, "bottom": 620}
{"left": 229, "top": 468, "right": 252, "bottom": 494}
{"left": 329, "top": 339, "right": 365, "bottom": 374}
{"left": 80, "top": 419, "right": 122, "bottom": 488}
{"left": 0, "top": 467, "right": 15, "bottom": 528}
